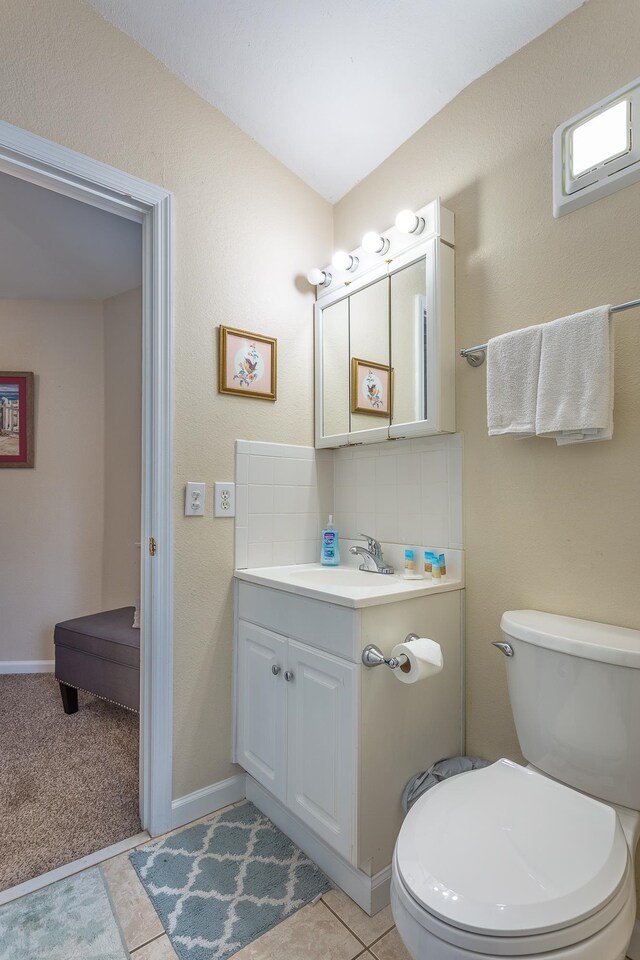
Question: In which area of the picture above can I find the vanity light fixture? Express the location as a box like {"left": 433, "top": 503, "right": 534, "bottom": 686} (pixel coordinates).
{"left": 395, "top": 209, "right": 425, "bottom": 235}
{"left": 307, "top": 267, "right": 332, "bottom": 287}
{"left": 362, "top": 231, "right": 390, "bottom": 256}
{"left": 332, "top": 250, "right": 360, "bottom": 272}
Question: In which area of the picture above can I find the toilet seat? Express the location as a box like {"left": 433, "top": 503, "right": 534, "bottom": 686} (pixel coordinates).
{"left": 393, "top": 760, "right": 631, "bottom": 954}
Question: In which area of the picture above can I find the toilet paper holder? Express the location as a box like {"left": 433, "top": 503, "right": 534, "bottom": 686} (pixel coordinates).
{"left": 362, "top": 634, "right": 418, "bottom": 668}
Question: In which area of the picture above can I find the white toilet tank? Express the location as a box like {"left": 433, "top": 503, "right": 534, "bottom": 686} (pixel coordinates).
{"left": 500, "top": 610, "right": 640, "bottom": 810}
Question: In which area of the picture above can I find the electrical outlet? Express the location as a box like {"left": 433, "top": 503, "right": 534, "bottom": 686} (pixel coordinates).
{"left": 214, "top": 481, "right": 235, "bottom": 517}
{"left": 185, "top": 481, "right": 206, "bottom": 516}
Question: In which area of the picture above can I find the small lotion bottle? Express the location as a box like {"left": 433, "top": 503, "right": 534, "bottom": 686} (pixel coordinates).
{"left": 431, "top": 556, "right": 442, "bottom": 581}
{"left": 404, "top": 548, "right": 423, "bottom": 580}
{"left": 438, "top": 552, "right": 447, "bottom": 578}
{"left": 424, "top": 550, "right": 433, "bottom": 578}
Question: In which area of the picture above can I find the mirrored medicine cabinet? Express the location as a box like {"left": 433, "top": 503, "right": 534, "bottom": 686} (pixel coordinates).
{"left": 314, "top": 199, "right": 455, "bottom": 448}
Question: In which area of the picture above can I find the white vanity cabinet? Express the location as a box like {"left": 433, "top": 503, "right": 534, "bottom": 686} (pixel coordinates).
{"left": 234, "top": 574, "right": 464, "bottom": 914}
{"left": 236, "top": 619, "right": 356, "bottom": 860}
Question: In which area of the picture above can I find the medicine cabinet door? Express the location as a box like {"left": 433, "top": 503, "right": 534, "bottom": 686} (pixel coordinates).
{"left": 348, "top": 276, "right": 390, "bottom": 443}
{"left": 320, "top": 297, "right": 350, "bottom": 442}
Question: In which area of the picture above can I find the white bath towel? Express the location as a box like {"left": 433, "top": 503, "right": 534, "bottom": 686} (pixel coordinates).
{"left": 535, "top": 305, "right": 613, "bottom": 444}
{"left": 486, "top": 325, "right": 542, "bottom": 437}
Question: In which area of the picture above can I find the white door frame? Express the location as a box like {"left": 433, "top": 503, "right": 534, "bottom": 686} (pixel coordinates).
{"left": 0, "top": 120, "right": 174, "bottom": 837}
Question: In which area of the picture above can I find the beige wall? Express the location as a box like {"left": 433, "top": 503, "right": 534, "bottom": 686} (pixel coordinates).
{"left": 0, "top": 300, "right": 105, "bottom": 661}
{"left": 0, "top": 0, "right": 332, "bottom": 796}
{"left": 102, "top": 286, "right": 142, "bottom": 610}
{"left": 334, "top": 0, "right": 640, "bottom": 767}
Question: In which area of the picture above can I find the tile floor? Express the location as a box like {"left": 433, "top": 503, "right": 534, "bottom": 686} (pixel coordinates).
{"left": 98, "top": 802, "right": 412, "bottom": 960}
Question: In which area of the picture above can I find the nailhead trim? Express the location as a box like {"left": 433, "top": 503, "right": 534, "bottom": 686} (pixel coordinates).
{"left": 55, "top": 677, "right": 139, "bottom": 713}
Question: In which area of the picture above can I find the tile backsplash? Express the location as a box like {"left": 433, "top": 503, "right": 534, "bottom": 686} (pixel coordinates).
{"left": 235, "top": 441, "right": 333, "bottom": 569}
{"left": 234, "top": 435, "right": 463, "bottom": 569}
{"left": 333, "top": 435, "right": 463, "bottom": 550}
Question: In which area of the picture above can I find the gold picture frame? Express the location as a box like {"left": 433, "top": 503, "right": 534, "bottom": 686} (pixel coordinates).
{"left": 218, "top": 326, "right": 277, "bottom": 401}
{"left": 351, "top": 358, "right": 392, "bottom": 417}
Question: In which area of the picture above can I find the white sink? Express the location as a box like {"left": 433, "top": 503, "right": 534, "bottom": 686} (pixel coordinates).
{"left": 287, "top": 566, "right": 391, "bottom": 588}
{"left": 234, "top": 563, "right": 462, "bottom": 608}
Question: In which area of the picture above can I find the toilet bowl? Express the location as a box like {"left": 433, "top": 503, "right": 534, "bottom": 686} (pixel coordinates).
{"left": 391, "top": 610, "right": 640, "bottom": 960}
{"left": 392, "top": 760, "right": 638, "bottom": 960}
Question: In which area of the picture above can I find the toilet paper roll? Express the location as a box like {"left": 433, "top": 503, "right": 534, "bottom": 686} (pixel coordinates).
{"left": 391, "top": 637, "right": 443, "bottom": 684}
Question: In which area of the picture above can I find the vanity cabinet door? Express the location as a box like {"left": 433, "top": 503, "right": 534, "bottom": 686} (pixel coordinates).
{"left": 285, "top": 640, "right": 356, "bottom": 862}
{"left": 237, "top": 621, "right": 287, "bottom": 802}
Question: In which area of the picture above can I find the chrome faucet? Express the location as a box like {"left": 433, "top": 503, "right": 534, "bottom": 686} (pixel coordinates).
{"left": 349, "top": 533, "right": 394, "bottom": 575}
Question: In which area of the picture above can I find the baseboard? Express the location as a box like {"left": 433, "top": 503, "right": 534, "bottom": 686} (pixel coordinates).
{"left": 170, "top": 774, "right": 246, "bottom": 831}
{"left": 0, "top": 660, "right": 55, "bottom": 674}
{"left": 0, "top": 831, "right": 149, "bottom": 906}
{"left": 627, "top": 920, "right": 640, "bottom": 960}
{"left": 246, "top": 776, "right": 391, "bottom": 916}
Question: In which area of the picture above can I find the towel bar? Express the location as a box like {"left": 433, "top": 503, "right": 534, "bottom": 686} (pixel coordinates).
{"left": 459, "top": 298, "right": 640, "bottom": 366}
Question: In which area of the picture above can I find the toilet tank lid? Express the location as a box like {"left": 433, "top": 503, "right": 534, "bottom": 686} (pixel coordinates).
{"left": 501, "top": 610, "right": 640, "bottom": 668}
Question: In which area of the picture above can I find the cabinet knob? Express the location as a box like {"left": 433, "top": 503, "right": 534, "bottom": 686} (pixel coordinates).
{"left": 284, "top": 670, "right": 294, "bottom": 682}
{"left": 271, "top": 664, "right": 281, "bottom": 676}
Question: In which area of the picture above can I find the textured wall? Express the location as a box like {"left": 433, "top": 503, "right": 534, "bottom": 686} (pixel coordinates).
{"left": 334, "top": 0, "right": 640, "bottom": 769}
{"left": 0, "top": 0, "right": 332, "bottom": 796}
{"left": 102, "top": 286, "right": 142, "bottom": 611}
{"left": 0, "top": 300, "right": 105, "bottom": 661}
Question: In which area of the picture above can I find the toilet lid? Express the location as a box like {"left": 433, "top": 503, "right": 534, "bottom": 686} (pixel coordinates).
{"left": 396, "top": 759, "right": 628, "bottom": 936}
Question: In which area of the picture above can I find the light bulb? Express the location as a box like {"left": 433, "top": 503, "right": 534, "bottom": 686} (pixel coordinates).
{"left": 332, "top": 250, "right": 359, "bottom": 272}
{"left": 395, "top": 209, "right": 425, "bottom": 234}
{"left": 306, "top": 267, "right": 331, "bottom": 287}
{"left": 362, "top": 231, "right": 390, "bottom": 255}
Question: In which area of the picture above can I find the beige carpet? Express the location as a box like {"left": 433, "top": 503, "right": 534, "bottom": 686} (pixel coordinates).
{"left": 0, "top": 674, "right": 140, "bottom": 891}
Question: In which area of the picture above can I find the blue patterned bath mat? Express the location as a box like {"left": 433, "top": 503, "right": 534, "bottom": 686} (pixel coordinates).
{"left": 0, "top": 867, "right": 128, "bottom": 960}
{"left": 129, "top": 801, "right": 331, "bottom": 960}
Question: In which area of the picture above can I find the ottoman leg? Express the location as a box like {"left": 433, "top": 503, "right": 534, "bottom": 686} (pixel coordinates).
{"left": 59, "top": 682, "right": 78, "bottom": 715}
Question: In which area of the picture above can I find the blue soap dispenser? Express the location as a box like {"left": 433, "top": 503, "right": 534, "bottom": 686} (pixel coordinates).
{"left": 320, "top": 515, "right": 340, "bottom": 566}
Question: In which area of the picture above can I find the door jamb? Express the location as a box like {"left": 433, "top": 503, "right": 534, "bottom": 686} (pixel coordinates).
{"left": 0, "top": 120, "right": 174, "bottom": 836}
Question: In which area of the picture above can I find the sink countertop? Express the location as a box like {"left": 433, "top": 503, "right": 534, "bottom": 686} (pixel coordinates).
{"left": 234, "top": 563, "right": 463, "bottom": 609}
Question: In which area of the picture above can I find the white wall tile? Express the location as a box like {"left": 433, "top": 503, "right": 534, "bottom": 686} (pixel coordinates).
{"left": 248, "top": 484, "right": 274, "bottom": 514}
{"left": 273, "top": 513, "right": 300, "bottom": 541}
{"left": 235, "top": 526, "right": 248, "bottom": 570}
{"left": 335, "top": 457, "right": 358, "bottom": 487}
{"left": 236, "top": 454, "right": 249, "bottom": 485}
{"left": 421, "top": 449, "right": 448, "bottom": 484}
{"left": 296, "top": 540, "right": 319, "bottom": 564}
{"left": 375, "top": 455, "right": 397, "bottom": 485}
{"left": 249, "top": 455, "right": 274, "bottom": 485}
{"left": 272, "top": 541, "right": 297, "bottom": 565}
{"left": 273, "top": 485, "right": 297, "bottom": 514}
{"left": 248, "top": 514, "right": 273, "bottom": 543}
{"left": 235, "top": 484, "right": 248, "bottom": 527}
{"left": 247, "top": 542, "right": 274, "bottom": 568}
{"left": 422, "top": 481, "right": 450, "bottom": 545}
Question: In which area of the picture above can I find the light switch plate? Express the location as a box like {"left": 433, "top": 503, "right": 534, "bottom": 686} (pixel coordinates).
{"left": 185, "top": 481, "right": 206, "bottom": 516}
{"left": 214, "top": 481, "right": 235, "bottom": 517}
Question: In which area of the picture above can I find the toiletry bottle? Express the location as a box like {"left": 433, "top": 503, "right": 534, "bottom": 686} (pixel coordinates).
{"left": 404, "top": 548, "right": 416, "bottom": 578}
{"left": 424, "top": 550, "right": 432, "bottom": 578}
{"left": 431, "top": 554, "right": 442, "bottom": 581}
{"left": 320, "top": 515, "right": 340, "bottom": 566}
{"left": 438, "top": 553, "right": 447, "bottom": 578}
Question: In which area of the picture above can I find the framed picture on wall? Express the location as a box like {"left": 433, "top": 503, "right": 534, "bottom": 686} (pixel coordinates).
{"left": 218, "top": 326, "right": 277, "bottom": 400}
{"left": 351, "top": 358, "right": 392, "bottom": 417}
{"left": 0, "top": 372, "right": 34, "bottom": 468}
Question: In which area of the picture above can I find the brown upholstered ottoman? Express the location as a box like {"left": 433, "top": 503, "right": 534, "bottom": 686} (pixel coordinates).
{"left": 54, "top": 607, "right": 140, "bottom": 714}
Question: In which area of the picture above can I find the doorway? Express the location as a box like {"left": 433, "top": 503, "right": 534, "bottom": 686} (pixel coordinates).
{"left": 0, "top": 120, "right": 174, "bottom": 898}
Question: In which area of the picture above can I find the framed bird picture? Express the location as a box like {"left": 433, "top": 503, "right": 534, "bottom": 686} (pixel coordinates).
{"left": 351, "top": 358, "right": 392, "bottom": 417}
{"left": 218, "top": 326, "right": 277, "bottom": 400}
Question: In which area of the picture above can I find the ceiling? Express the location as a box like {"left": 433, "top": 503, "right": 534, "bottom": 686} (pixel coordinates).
{"left": 0, "top": 172, "right": 142, "bottom": 299}
{"left": 87, "top": 0, "right": 585, "bottom": 201}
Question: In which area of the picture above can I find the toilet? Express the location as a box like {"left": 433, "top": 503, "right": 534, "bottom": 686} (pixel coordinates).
{"left": 392, "top": 609, "right": 640, "bottom": 960}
